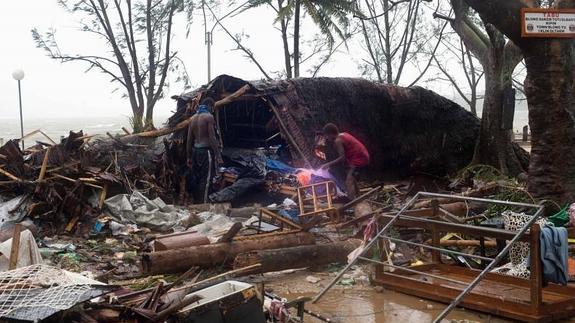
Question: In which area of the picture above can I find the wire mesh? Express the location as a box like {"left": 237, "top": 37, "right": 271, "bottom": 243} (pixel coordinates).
{"left": 0, "top": 265, "right": 107, "bottom": 321}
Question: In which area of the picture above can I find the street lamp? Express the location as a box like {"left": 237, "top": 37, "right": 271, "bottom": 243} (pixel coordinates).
{"left": 12, "top": 69, "right": 25, "bottom": 150}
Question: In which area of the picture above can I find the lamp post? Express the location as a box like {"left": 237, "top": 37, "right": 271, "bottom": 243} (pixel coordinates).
{"left": 12, "top": 69, "right": 25, "bottom": 150}
{"left": 202, "top": 1, "right": 249, "bottom": 83}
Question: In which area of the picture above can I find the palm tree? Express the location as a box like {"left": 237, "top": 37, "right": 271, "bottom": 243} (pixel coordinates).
{"left": 244, "top": 0, "right": 361, "bottom": 77}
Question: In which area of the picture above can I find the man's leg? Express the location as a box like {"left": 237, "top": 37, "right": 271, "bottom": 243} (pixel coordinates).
{"left": 191, "top": 149, "right": 211, "bottom": 204}
{"left": 346, "top": 166, "right": 358, "bottom": 200}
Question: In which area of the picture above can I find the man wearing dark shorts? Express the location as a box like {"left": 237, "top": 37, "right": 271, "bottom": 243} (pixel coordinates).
{"left": 320, "top": 123, "right": 370, "bottom": 199}
{"left": 186, "top": 98, "right": 223, "bottom": 203}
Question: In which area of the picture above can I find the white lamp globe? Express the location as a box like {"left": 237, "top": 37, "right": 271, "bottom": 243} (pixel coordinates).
{"left": 12, "top": 69, "right": 25, "bottom": 81}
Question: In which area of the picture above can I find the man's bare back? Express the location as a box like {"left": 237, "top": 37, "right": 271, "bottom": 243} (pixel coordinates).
{"left": 190, "top": 113, "right": 214, "bottom": 147}
{"left": 186, "top": 107, "right": 222, "bottom": 166}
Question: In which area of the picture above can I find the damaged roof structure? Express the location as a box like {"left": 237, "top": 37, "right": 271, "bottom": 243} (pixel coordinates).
{"left": 171, "top": 74, "right": 480, "bottom": 177}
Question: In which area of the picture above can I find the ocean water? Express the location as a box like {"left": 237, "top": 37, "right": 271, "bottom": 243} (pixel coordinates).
{"left": 0, "top": 115, "right": 169, "bottom": 147}
{"left": 0, "top": 105, "right": 529, "bottom": 148}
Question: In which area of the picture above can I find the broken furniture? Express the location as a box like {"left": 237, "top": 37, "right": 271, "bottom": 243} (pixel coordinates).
{"left": 297, "top": 181, "right": 337, "bottom": 221}
{"left": 314, "top": 192, "right": 575, "bottom": 323}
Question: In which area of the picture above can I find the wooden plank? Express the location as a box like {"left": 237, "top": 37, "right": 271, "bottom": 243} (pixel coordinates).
{"left": 99, "top": 184, "right": 108, "bottom": 209}
{"left": 53, "top": 174, "right": 103, "bottom": 190}
{"left": 338, "top": 186, "right": 381, "bottom": 212}
{"left": 265, "top": 99, "right": 311, "bottom": 167}
{"left": 65, "top": 216, "right": 80, "bottom": 232}
{"left": 375, "top": 272, "right": 545, "bottom": 322}
{"left": 298, "top": 208, "right": 336, "bottom": 218}
{"left": 261, "top": 208, "right": 303, "bottom": 230}
{"left": 530, "top": 223, "right": 542, "bottom": 314}
{"left": 38, "top": 147, "right": 51, "bottom": 181}
{"left": 336, "top": 208, "right": 385, "bottom": 229}
{"left": 0, "top": 167, "right": 20, "bottom": 181}
{"left": 297, "top": 187, "right": 305, "bottom": 216}
{"left": 8, "top": 224, "right": 22, "bottom": 270}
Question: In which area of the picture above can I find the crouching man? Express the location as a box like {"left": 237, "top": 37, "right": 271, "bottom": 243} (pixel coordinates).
{"left": 320, "top": 123, "right": 370, "bottom": 199}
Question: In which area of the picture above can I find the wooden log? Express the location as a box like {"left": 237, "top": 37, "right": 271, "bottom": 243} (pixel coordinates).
{"left": 233, "top": 239, "right": 362, "bottom": 274}
{"left": 153, "top": 231, "right": 211, "bottom": 251}
{"left": 142, "top": 231, "right": 315, "bottom": 274}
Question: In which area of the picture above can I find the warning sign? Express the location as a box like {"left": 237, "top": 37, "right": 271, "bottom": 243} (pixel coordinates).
{"left": 522, "top": 8, "right": 575, "bottom": 38}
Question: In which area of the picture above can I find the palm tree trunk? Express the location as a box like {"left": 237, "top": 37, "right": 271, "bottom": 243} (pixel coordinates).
{"left": 293, "top": 0, "right": 301, "bottom": 78}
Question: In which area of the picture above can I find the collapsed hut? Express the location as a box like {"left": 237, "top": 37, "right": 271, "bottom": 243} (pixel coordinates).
{"left": 0, "top": 75, "right": 481, "bottom": 233}
{"left": 169, "top": 74, "right": 480, "bottom": 177}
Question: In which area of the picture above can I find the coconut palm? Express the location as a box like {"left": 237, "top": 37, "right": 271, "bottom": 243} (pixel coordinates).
{"left": 244, "top": 0, "right": 362, "bottom": 77}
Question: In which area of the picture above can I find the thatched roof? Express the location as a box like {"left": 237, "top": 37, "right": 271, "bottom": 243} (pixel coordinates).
{"left": 171, "top": 75, "right": 480, "bottom": 176}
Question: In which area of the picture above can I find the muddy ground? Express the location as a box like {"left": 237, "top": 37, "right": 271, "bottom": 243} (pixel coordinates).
{"left": 265, "top": 268, "right": 511, "bottom": 323}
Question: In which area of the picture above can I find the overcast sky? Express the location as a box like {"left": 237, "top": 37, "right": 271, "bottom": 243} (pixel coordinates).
{"left": 0, "top": 0, "right": 367, "bottom": 121}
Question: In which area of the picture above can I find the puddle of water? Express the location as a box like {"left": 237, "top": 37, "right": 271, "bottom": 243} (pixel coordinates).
{"left": 265, "top": 270, "right": 512, "bottom": 323}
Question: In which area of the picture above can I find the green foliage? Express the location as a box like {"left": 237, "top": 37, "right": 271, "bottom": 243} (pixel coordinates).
{"left": 457, "top": 164, "right": 507, "bottom": 183}
{"left": 245, "top": 0, "right": 361, "bottom": 45}
{"left": 457, "top": 164, "right": 535, "bottom": 218}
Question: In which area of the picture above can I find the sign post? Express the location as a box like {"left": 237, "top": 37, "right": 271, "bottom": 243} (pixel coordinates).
{"left": 521, "top": 8, "right": 575, "bottom": 38}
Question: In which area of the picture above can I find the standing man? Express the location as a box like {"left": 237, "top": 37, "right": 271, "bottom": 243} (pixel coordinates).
{"left": 186, "top": 98, "right": 223, "bottom": 203}
{"left": 320, "top": 123, "right": 370, "bottom": 199}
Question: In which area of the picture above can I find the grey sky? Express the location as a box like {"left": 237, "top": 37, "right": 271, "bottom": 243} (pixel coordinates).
{"left": 0, "top": 1, "right": 364, "bottom": 121}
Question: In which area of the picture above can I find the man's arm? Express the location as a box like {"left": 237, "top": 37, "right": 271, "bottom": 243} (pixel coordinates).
{"left": 186, "top": 118, "right": 195, "bottom": 167}
{"left": 207, "top": 115, "right": 223, "bottom": 164}
{"left": 321, "top": 138, "right": 345, "bottom": 169}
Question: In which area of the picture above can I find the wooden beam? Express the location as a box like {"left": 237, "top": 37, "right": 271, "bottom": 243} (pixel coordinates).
{"left": 529, "top": 223, "right": 542, "bottom": 314}
{"left": 38, "top": 147, "right": 51, "bottom": 181}
{"left": 0, "top": 167, "right": 20, "bottom": 181}
{"left": 338, "top": 186, "right": 382, "bottom": 213}
{"left": 8, "top": 224, "right": 22, "bottom": 270}
{"left": 99, "top": 184, "right": 108, "bottom": 209}
{"left": 261, "top": 208, "right": 303, "bottom": 230}
{"left": 119, "top": 85, "right": 251, "bottom": 141}
{"left": 264, "top": 98, "right": 311, "bottom": 168}
{"left": 53, "top": 174, "right": 103, "bottom": 190}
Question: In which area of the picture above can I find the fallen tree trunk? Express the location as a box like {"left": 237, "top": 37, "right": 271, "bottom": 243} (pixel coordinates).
{"left": 120, "top": 85, "right": 251, "bottom": 141}
{"left": 233, "top": 239, "right": 362, "bottom": 274}
{"left": 142, "top": 231, "right": 315, "bottom": 274}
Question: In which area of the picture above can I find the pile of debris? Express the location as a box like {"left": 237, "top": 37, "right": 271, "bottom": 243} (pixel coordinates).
{"left": 1, "top": 74, "right": 567, "bottom": 322}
